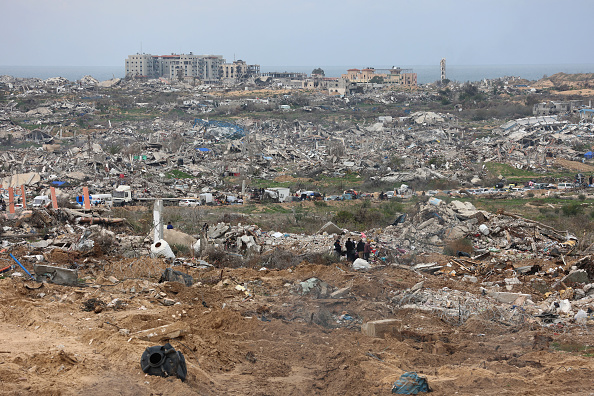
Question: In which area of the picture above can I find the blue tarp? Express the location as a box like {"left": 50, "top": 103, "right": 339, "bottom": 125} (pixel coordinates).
{"left": 392, "top": 372, "right": 430, "bottom": 394}
{"left": 51, "top": 181, "right": 67, "bottom": 186}
{"left": 584, "top": 151, "right": 593, "bottom": 159}
{"left": 196, "top": 148, "right": 211, "bottom": 152}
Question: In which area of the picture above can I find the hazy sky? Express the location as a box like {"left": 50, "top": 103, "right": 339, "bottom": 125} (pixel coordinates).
{"left": 2, "top": 0, "right": 593, "bottom": 67}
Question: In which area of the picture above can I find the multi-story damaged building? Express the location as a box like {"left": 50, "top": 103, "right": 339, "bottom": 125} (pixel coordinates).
{"left": 342, "top": 67, "right": 417, "bottom": 87}
{"left": 533, "top": 100, "right": 583, "bottom": 116}
{"left": 125, "top": 53, "right": 259, "bottom": 83}
{"left": 220, "top": 60, "right": 260, "bottom": 83}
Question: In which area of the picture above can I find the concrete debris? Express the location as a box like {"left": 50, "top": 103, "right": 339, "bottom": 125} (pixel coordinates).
{"left": 33, "top": 264, "right": 78, "bottom": 286}
{"left": 317, "top": 221, "right": 343, "bottom": 235}
{"left": 133, "top": 322, "right": 189, "bottom": 342}
{"left": 159, "top": 268, "right": 193, "bottom": 287}
{"left": 299, "top": 277, "right": 329, "bottom": 297}
{"left": 0, "top": 72, "right": 593, "bottom": 393}
{"left": 361, "top": 319, "right": 400, "bottom": 338}
{"left": 562, "top": 269, "right": 589, "bottom": 284}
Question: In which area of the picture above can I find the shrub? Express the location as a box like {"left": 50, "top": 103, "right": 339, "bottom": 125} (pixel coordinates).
{"left": 204, "top": 247, "right": 245, "bottom": 268}
{"left": 334, "top": 210, "right": 355, "bottom": 225}
{"left": 562, "top": 202, "right": 583, "bottom": 216}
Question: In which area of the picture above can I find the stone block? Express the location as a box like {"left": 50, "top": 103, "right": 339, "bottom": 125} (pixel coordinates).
{"left": 487, "top": 291, "right": 531, "bottom": 305}
{"left": 133, "top": 322, "right": 189, "bottom": 342}
{"left": 361, "top": 319, "right": 400, "bottom": 338}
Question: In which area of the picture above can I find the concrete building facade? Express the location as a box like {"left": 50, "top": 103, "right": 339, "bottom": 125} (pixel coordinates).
{"left": 341, "top": 67, "right": 417, "bottom": 88}
{"left": 221, "top": 60, "right": 261, "bottom": 83}
{"left": 533, "top": 100, "right": 583, "bottom": 116}
{"left": 125, "top": 53, "right": 259, "bottom": 83}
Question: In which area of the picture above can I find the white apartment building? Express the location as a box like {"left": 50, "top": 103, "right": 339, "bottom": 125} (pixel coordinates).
{"left": 125, "top": 53, "right": 259, "bottom": 83}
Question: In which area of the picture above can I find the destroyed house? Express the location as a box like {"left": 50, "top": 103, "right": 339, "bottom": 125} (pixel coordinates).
{"left": 342, "top": 67, "right": 417, "bottom": 87}
{"left": 25, "top": 130, "right": 53, "bottom": 143}
{"left": 533, "top": 100, "right": 582, "bottom": 116}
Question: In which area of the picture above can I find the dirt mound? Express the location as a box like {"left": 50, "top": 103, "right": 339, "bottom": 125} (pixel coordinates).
{"left": 0, "top": 258, "right": 593, "bottom": 395}
{"left": 554, "top": 158, "right": 594, "bottom": 173}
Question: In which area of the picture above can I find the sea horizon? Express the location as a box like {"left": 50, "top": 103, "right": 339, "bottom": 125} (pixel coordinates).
{"left": 1, "top": 63, "right": 593, "bottom": 85}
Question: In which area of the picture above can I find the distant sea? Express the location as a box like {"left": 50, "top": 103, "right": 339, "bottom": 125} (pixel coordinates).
{"left": 1, "top": 64, "right": 593, "bottom": 84}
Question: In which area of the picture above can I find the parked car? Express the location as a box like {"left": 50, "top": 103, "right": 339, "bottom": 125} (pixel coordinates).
{"left": 557, "top": 183, "right": 575, "bottom": 190}
{"left": 179, "top": 199, "right": 200, "bottom": 207}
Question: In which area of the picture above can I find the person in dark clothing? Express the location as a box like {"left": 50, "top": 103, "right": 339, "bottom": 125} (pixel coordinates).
{"left": 356, "top": 239, "right": 365, "bottom": 259}
{"left": 334, "top": 239, "right": 342, "bottom": 258}
{"left": 345, "top": 238, "right": 355, "bottom": 262}
{"left": 166, "top": 222, "right": 173, "bottom": 229}
{"left": 363, "top": 240, "right": 372, "bottom": 260}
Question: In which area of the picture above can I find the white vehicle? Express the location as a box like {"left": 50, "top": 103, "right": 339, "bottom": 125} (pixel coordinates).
{"left": 113, "top": 185, "right": 133, "bottom": 206}
{"left": 557, "top": 182, "right": 575, "bottom": 190}
{"left": 32, "top": 195, "right": 51, "bottom": 208}
{"left": 264, "top": 187, "right": 290, "bottom": 203}
{"left": 179, "top": 198, "right": 200, "bottom": 207}
{"left": 199, "top": 193, "right": 213, "bottom": 205}
{"left": 395, "top": 184, "right": 413, "bottom": 198}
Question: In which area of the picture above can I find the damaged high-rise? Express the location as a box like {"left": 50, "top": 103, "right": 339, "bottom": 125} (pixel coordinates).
{"left": 125, "top": 53, "right": 260, "bottom": 83}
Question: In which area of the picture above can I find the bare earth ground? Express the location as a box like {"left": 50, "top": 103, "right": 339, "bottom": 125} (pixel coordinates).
{"left": 553, "top": 158, "right": 594, "bottom": 173}
{"left": 0, "top": 254, "right": 593, "bottom": 396}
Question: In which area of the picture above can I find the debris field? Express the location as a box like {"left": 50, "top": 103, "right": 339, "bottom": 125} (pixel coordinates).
{"left": 0, "top": 200, "right": 593, "bottom": 396}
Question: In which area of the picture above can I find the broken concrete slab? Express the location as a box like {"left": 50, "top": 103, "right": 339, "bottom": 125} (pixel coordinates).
{"left": 330, "top": 287, "right": 351, "bottom": 299}
{"left": 317, "top": 221, "right": 343, "bottom": 235}
{"left": 208, "top": 223, "right": 230, "bottom": 239}
{"left": 159, "top": 267, "right": 193, "bottom": 286}
{"left": 132, "top": 322, "right": 189, "bottom": 342}
{"left": 33, "top": 264, "right": 79, "bottom": 286}
{"left": 562, "top": 269, "right": 590, "bottom": 284}
{"left": 487, "top": 291, "right": 531, "bottom": 305}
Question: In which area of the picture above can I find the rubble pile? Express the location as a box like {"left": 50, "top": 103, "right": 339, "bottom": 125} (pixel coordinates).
{"left": 378, "top": 199, "right": 577, "bottom": 259}
{"left": 2, "top": 73, "right": 594, "bottom": 201}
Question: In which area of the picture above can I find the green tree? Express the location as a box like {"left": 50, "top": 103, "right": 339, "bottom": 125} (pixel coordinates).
{"left": 369, "top": 76, "right": 384, "bottom": 84}
{"left": 312, "top": 68, "right": 325, "bottom": 76}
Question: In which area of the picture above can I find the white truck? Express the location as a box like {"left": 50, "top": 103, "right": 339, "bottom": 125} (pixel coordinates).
{"left": 32, "top": 195, "right": 52, "bottom": 208}
{"left": 199, "top": 193, "right": 213, "bottom": 205}
{"left": 113, "top": 185, "right": 133, "bottom": 206}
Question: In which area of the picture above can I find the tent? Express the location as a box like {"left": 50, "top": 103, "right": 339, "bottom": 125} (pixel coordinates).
{"left": 584, "top": 151, "right": 593, "bottom": 159}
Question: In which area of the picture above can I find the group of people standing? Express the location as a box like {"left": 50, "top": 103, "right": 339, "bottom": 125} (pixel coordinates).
{"left": 334, "top": 237, "right": 372, "bottom": 262}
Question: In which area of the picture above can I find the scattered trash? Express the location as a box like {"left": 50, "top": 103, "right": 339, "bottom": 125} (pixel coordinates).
{"left": 352, "top": 258, "right": 371, "bottom": 270}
